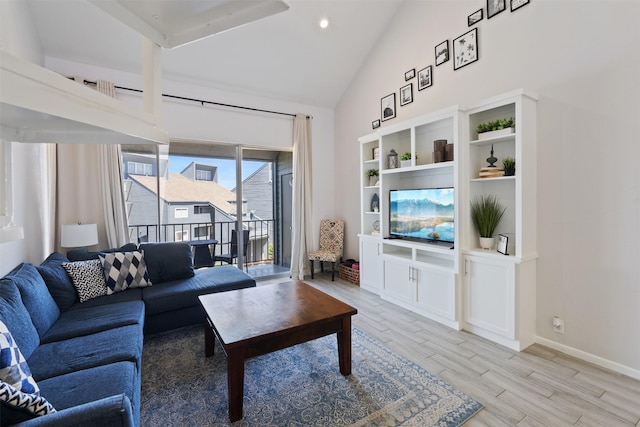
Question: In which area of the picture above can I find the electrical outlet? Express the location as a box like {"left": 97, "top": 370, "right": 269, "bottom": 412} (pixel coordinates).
{"left": 552, "top": 316, "right": 565, "bottom": 334}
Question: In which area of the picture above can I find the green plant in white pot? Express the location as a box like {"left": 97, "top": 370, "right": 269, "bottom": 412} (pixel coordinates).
{"left": 366, "top": 168, "right": 379, "bottom": 186}
{"left": 470, "top": 195, "right": 506, "bottom": 249}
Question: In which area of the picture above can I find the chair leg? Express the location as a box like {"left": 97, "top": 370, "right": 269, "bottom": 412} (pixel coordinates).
{"left": 310, "top": 260, "right": 314, "bottom": 279}
{"left": 331, "top": 262, "right": 335, "bottom": 281}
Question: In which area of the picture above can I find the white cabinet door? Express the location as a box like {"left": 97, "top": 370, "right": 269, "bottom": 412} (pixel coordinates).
{"left": 360, "top": 237, "right": 381, "bottom": 294}
{"left": 464, "top": 255, "right": 515, "bottom": 339}
{"left": 415, "top": 265, "right": 456, "bottom": 321}
{"left": 382, "top": 258, "right": 413, "bottom": 304}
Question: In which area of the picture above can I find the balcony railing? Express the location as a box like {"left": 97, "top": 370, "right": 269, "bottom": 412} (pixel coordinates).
{"left": 129, "top": 219, "right": 275, "bottom": 266}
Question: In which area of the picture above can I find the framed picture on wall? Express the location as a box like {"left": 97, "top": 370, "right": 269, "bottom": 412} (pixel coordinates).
{"left": 381, "top": 93, "right": 396, "bottom": 122}
{"left": 453, "top": 28, "right": 478, "bottom": 70}
{"left": 468, "top": 8, "right": 483, "bottom": 26}
{"left": 400, "top": 83, "right": 413, "bottom": 106}
{"left": 372, "top": 120, "right": 380, "bottom": 130}
{"left": 487, "top": 0, "right": 506, "bottom": 19}
{"left": 404, "top": 68, "right": 415, "bottom": 81}
{"left": 511, "top": 0, "right": 530, "bottom": 12}
{"left": 435, "top": 40, "right": 449, "bottom": 66}
{"left": 417, "top": 66, "right": 433, "bottom": 91}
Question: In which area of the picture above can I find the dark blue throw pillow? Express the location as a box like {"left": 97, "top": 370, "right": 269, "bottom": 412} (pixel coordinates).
{"left": 36, "top": 253, "right": 78, "bottom": 311}
{"left": 67, "top": 243, "right": 138, "bottom": 262}
{"left": 140, "top": 242, "right": 194, "bottom": 284}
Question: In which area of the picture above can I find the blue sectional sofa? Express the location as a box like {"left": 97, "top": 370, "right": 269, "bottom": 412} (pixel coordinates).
{"left": 0, "top": 242, "right": 256, "bottom": 426}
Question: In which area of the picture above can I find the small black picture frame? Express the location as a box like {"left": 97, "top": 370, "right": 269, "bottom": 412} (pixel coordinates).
{"left": 372, "top": 119, "right": 380, "bottom": 129}
{"left": 400, "top": 83, "right": 413, "bottom": 106}
{"left": 468, "top": 8, "right": 483, "bottom": 26}
{"left": 417, "top": 66, "right": 433, "bottom": 91}
{"left": 381, "top": 93, "right": 396, "bottom": 122}
{"left": 453, "top": 28, "right": 479, "bottom": 70}
{"left": 511, "top": 0, "right": 530, "bottom": 12}
{"left": 405, "top": 68, "right": 415, "bottom": 81}
{"left": 497, "top": 234, "right": 509, "bottom": 255}
{"left": 487, "top": 0, "right": 506, "bottom": 19}
{"left": 435, "top": 40, "right": 449, "bottom": 66}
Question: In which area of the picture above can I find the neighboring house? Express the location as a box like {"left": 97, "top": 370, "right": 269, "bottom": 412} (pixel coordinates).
{"left": 125, "top": 160, "right": 269, "bottom": 263}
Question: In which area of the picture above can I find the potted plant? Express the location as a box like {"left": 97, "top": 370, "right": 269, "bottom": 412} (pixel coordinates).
{"left": 366, "top": 168, "right": 379, "bottom": 186}
{"left": 502, "top": 157, "right": 515, "bottom": 176}
{"left": 399, "top": 152, "right": 412, "bottom": 168}
{"left": 470, "top": 195, "right": 506, "bottom": 249}
{"left": 476, "top": 117, "right": 515, "bottom": 140}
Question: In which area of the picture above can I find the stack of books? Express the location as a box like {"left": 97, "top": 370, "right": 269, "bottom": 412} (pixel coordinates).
{"left": 478, "top": 167, "right": 504, "bottom": 178}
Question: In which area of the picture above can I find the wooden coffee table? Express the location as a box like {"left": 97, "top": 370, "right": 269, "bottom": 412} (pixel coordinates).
{"left": 198, "top": 281, "right": 358, "bottom": 422}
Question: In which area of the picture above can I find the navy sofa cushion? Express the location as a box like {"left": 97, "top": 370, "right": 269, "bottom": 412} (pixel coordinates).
{"left": 27, "top": 324, "right": 143, "bottom": 381}
{"left": 0, "top": 279, "right": 40, "bottom": 360}
{"left": 140, "top": 242, "right": 194, "bottom": 284}
{"left": 66, "top": 243, "right": 138, "bottom": 262}
{"left": 6, "top": 263, "right": 60, "bottom": 338}
{"left": 40, "top": 301, "right": 145, "bottom": 344}
{"left": 37, "top": 252, "right": 78, "bottom": 311}
{"left": 38, "top": 361, "right": 139, "bottom": 422}
{"left": 66, "top": 287, "right": 143, "bottom": 311}
{"left": 142, "top": 265, "right": 255, "bottom": 316}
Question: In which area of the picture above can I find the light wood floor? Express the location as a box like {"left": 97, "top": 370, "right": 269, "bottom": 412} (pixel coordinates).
{"left": 257, "top": 275, "right": 640, "bottom": 427}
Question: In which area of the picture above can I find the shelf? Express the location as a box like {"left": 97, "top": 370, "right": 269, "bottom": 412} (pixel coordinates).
{"left": 364, "top": 185, "right": 380, "bottom": 189}
{"left": 364, "top": 159, "right": 379, "bottom": 165}
{"left": 469, "top": 133, "right": 516, "bottom": 146}
{"left": 380, "top": 161, "right": 453, "bottom": 175}
{"left": 364, "top": 211, "right": 381, "bottom": 215}
{"left": 470, "top": 175, "right": 516, "bottom": 182}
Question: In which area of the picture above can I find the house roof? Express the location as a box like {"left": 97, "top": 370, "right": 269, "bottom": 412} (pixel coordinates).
{"left": 130, "top": 173, "right": 242, "bottom": 214}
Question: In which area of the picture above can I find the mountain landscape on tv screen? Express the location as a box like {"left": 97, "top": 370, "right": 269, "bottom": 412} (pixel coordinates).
{"left": 390, "top": 197, "right": 454, "bottom": 242}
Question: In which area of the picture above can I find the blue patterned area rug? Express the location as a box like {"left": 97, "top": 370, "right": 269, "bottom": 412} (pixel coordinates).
{"left": 141, "top": 326, "right": 483, "bottom": 426}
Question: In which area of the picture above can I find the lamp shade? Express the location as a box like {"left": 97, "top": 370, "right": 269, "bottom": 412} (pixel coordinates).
{"left": 61, "top": 223, "right": 98, "bottom": 248}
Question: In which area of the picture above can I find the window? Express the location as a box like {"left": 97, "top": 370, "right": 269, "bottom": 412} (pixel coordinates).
{"left": 174, "top": 207, "right": 189, "bottom": 219}
{"left": 194, "top": 205, "right": 210, "bottom": 214}
{"left": 127, "top": 161, "right": 152, "bottom": 176}
{"left": 175, "top": 230, "right": 189, "bottom": 241}
{"left": 196, "top": 169, "right": 212, "bottom": 181}
{"left": 194, "top": 226, "right": 211, "bottom": 239}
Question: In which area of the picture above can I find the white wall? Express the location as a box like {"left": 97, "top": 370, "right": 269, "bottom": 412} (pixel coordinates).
{"left": 335, "top": 1, "right": 640, "bottom": 375}
{"left": 0, "top": 0, "right": 45, "bottom": 275}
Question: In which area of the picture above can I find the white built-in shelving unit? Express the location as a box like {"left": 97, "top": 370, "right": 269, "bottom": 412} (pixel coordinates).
{"left": 358, "top": 89, "right": 538, "bottom": 350}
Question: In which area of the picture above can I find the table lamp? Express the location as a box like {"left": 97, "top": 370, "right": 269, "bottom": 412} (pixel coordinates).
{"left": 61, "top": 223, "right": 98, "bottom": 250}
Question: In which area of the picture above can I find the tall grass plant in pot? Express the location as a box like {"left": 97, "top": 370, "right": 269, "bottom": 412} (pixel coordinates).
{"left": 470, "top": 195, "right": 506, "bottom": 249}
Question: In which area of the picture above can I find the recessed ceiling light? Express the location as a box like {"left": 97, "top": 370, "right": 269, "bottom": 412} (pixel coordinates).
{"left": 319, "top": 18, "right": 329, "bottom": 29}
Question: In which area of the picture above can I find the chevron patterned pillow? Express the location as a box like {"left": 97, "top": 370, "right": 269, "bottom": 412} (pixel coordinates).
{"left": 0, "top": 381, "right": 56, "bottom": 417}
{"left": 62, "top": 259, "right": 108, "bottom": 303}
{"left": 99, "top": 251, "right": 152, "bottom": 295}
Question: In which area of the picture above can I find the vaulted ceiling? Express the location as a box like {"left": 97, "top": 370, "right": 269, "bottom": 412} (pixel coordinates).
{"left": 26, "top": 0, "right": 404, "bottom": 108}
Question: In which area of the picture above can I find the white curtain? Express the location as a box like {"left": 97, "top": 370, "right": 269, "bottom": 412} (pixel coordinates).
{"left": 290, "top": 114, "right": 313, "bottom": 280}
{"left": 35, "top": 144, "right": 57, "bottom": 258}
{"left": 96, "top": 80, "right": 130, "bottom": 246}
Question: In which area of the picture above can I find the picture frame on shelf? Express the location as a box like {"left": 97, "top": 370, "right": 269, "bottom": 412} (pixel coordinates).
{"left": 372, "top": 119, "right": 380, "bottom": 129}
{"left": 400, "top": 83, "right": 413, "bottom": 106}
{"left": 417, "top": 66, "right": 433, "bottom": 91}
{"left": 487, "top": 0, "right": 506, "bottom": 19}
{"left": 404, "top": 68, "right": 415, "bottom": 81}
{"left": 468, "top": 8, "right": 483, "bottom": 26}
{"left": 435, "top": 40, "right": 449, "bottom": 66}
{"left": 511, "top": 0, "right": 529, "bottom": 12}
{"left": 381, "top": 93, "right": 396, "bottom": 121}
{"left": 453, "top": 28, "right": 478, "bottom": 70}
{"left": 497, "top": 234, "right": 509, "bottom": 255}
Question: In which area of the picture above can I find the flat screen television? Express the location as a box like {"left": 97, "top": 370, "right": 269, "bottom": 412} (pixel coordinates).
{"left": 389, "top": 187, "right": 454, "bottom": 244}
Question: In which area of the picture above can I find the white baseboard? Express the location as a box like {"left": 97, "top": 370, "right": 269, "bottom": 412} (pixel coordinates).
{"left": 536, "top": 336, "right": 640, "bottom": 381}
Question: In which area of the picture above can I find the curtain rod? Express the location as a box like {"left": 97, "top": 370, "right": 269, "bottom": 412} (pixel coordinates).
{"left": 73, "top": 78, "right": 310, "bottom": 119}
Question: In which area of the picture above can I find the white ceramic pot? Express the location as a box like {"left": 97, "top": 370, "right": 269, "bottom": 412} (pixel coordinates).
{"left": 400, "top": 160, "right": 411, "bottom": 168}
{"left": 479, "top": 237, "right": 495, "bottom": 250}
{"left": 478, "top": 127, "right": 514, "bottom": 140}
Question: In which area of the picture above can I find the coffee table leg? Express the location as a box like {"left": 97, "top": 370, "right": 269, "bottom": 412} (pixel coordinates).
{"left": 337, "top": 316, "right": 352, "bottom": 376}
{"left": 204, "top": 319, "right": 215, "bottom": 357}
{"left": 227, "top": 349, "right": 245, "bottom": 422}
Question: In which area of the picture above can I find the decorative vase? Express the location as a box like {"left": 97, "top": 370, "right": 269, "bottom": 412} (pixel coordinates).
{"left": 479, "top": 237, "right": 495, "bottom": 250}
{"left": 369, "top": 176, "right": 378, "bottom": 186}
